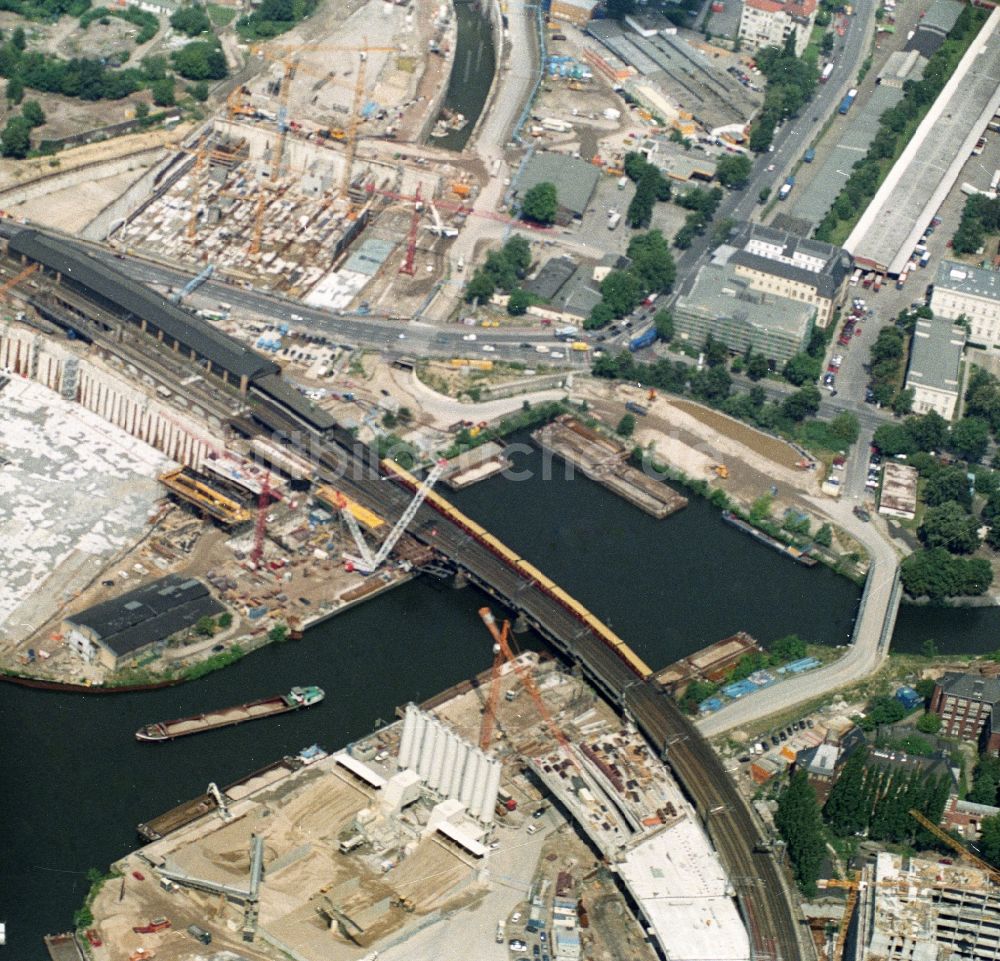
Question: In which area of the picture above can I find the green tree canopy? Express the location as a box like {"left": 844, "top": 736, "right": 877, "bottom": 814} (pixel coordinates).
{"left": 776, "top": 770, "right": 826, "bottom": 897}
{"left": 715, "top": 152, "right": 753, "bottom": 189}
{"left": 0, "top": 115, "right": 30, "bottom": 157}
{"left": 170, "top": 40, "right": 227, "bottom": 80}
{"left": 626, "top": 230, "right": 676, "bottom": 292}
{"left": 950, "top": 416, "right": 990, "bottom": 463}
{"left": 616, "top": 413, "right": 636, "bottom": 437}
{"left": 20, "top": 98, "right": 43, "bottom": 127}
{"left": 170, "top": 3, "right": 212, "bottom": 36}
{"left": 521, "top": 181, "right": 558, "bottom": 225}
{"left": 653, "top": 308, "right": 674, "bottom": 341}
{"left": 920, "top": 500, "right": 980, "bottom": 554}
{"left": 506, "top": 287, "right": 530, "bottom": 316}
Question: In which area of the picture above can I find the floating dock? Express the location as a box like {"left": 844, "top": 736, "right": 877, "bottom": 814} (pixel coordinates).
{"left": 43, "top": 933, "right": 83, "bottom": 961}
{"left": 442, "top": 441, "right": 510, "bottom": 490}
{"left": 720, "top": 511, "right": 817, "bottom": 566}
{"left": 136, "top": 686, "right": 324, "bottom": 742}
{"left": 533, "top": 416, "right": 687, "bottom": 519}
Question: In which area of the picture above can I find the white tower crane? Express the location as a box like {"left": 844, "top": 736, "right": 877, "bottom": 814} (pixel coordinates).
{"left": 340, "top": 460, "right": 447, "bottom": 573}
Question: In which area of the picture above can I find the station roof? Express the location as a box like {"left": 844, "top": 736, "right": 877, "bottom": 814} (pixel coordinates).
{"left": 66, "top": 574, "right": 223, "bottom": 656}
{"left": 8, "top": 228, "right": 279, "bottom": 382}
{"left": 253, "top": 373, "right": 338, "bottom": 431}
{"left": 516, "top": 152, "right": 600, "bottom": 218}
{"left": 905, "top": 317, "right": 964, "bottom": 396}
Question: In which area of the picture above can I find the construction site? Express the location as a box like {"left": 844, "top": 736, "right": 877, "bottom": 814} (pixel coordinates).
{"left": 89, "top": 607, "right": 747, "bottom": 961}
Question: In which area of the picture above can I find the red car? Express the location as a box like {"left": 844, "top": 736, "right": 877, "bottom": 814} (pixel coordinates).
{"left": 132, "top": 870, "right": 145, "bottom": 882}
{"left": 85, "top": 930, "right": 102, "bottom": 947}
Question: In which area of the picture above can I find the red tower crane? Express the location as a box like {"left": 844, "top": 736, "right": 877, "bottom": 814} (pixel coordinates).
{"left": 250, "top": 472, "right": 274, "bottom": 569}
{"left": 400, "top": 183, "right": 423, "bottom": 276}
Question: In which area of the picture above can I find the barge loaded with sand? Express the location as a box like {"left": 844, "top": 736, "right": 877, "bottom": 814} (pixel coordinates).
{"left": 136, "top": 686, "right": 324, "bottom": 742}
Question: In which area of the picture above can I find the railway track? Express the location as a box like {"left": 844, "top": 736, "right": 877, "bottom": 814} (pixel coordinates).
{"left": 247, "top": 405, "right": 805, "bottom": 961}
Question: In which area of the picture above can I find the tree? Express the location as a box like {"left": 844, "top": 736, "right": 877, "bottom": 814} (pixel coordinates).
{"left": 920, "top": 501, "right": 980, "bottom": 554}
{"left": 506, "top": 287, "right": 530, "bottom": 316}
{"left": 653, "top": 308, "right": 674, "bottom": 342}
{"left": 782, "top": 352, "right": 821, "bottom": 386}
{"left": 769, "top": 634, "right": 807, "bottom": 663}
{"left": 268, "top": 623, "right": 289, "bottom": 643}
{"left": 464, "top": 271, "right": 495, "bottom": 304}
{"left": 828, "top": 411, "right": 859, "bottom": 446}
{"left": 600, "top": 269, "right": 641, "bottom": 317}
{"left": 950, "top": 416, "right": 990, "bottom": 463}
{"left": 873, "top": 423, "right": 917, "bottom": 457}
{"left": 901, "top": 548, "right": 992, "bottom": 599}
{"left": 521, "top": 181, "right": 558, "bottom": 225}
{"left": 924, "top": 466, "right": 972, "bottom": 508}
{"left": 151, "top": 76, "right": 175, "bottom": 107}
{"left": 195, "top": 615, "right": 216, "bottom": 636}
{"left": 135, "top": 100, "right": 150, "bottom": 121}
{"left": 171, "top": 40, "right": 228, "bottom": 80}
{"left": 916, "top": 712, "right": 941, "bottom": 734}
{"left": 715, "top": 153, "right": 753, "bottom": 189}
{"left": 746, "top": 353, "right": 770, "bottom": 381}
{"left": 921, "top": 638, "right": 939, "bottom": 659}
{"left": 782, "top": 384, "right": 821, "bottom": 421}
{"left": 0, "top": 116, "right": 30, "bottom": 158}
{"left": 776, "top": 770, "right": 825, "bottom": 897}
{"left": 627, "top": 230, "right": 676, "bottom": 292}
{"left": 824, "top": 747, "right": 868, "bottom": 836}
{"left": 616, "top": 413, "right": 636, "bottom": 437}
{"left": 20, "top": 99, "right": 44, "bottom": 128}
{"left": 170, "top": 3, "right": 212, "bottom": 36}
{"left": 218, "top": 611, "right": 233, "bottom": 629}
{"left": 6, "top": 76, "right": 22, "bottom": 104}
{"left": 981, "top": 814, "right": 1000, "bottom": 867}
{"left": 969, "top": 755, "right": 1000, "bottom": 806}
{"left": 815, "top": 523, "right": 832, "bottom": 548}
{"left": 188, "top": 79, "right": 209, "bottom": 102}
{"left": 12, "top": 26, "right": 25, "bottom": 51}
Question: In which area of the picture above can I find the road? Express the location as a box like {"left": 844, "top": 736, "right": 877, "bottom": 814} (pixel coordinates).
{"left": 698, "top": 498, "right": 901, "bottom": 737}
{"left": 669, "top": 0, "right": 876, "bottom": 288}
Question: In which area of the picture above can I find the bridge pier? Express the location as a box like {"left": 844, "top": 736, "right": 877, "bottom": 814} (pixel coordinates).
{"left": 512, "top": 613, "right": 530, "bottom": 634}
{"left": 452, "top": 570, "right": 468, "bottom": 590}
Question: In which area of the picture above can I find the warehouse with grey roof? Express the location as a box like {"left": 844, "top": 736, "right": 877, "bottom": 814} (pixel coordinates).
{"left": 63, "top": 574, "right": 225, "bottom": 669}
{"left": 513, "top": 152, "right": 600, "bottom": 222}
{"left": 845, "top": 6, "right": 1000, "bottom": 276}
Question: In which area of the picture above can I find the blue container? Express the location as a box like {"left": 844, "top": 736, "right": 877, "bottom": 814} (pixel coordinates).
{"left": 895, "top": 686, "right": 923, "bottom": 710}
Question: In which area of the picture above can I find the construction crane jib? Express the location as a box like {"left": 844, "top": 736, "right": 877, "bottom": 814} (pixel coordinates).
{"left": 342, "top": 459, "right": 447, "bottom": 573}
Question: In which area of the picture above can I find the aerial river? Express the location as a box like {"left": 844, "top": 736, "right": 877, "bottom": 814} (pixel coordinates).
{"left": 431, "top": 0, "right": 497, "bottom": 151}
{"left": 3, "top": 442, "right": 996, "bottom": 955}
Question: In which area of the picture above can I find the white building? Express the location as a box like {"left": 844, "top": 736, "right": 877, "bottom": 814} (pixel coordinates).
{"left": 905, "top": 316, "right": 966, "bottom": 419}
{"left": 738, "top": 0, "right": 817, "bottom": 57}
{"left": 931, "top": 260, "right": 1000, "bottom": 349}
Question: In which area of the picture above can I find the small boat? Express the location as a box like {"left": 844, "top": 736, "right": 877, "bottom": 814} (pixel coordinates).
{"left": 136, "top": 687, "right": 324, "bottom": 742}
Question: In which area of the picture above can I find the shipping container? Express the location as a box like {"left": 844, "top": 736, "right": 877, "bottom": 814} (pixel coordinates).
{"left": 625, "top": 401, "right": 648, "bottom": 415}
{"left": 628, "top": 328, "right": 657, "bottom": 351}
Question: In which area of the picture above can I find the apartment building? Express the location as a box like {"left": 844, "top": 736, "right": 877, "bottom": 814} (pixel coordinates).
{"left": 738, "top": 0, "right": 817, "bottom": 57}
{"left": 931, "top": 260, "right": 1000, "bottom": 348}
{"left": 929, "top": 673, "right": 1000, "bottom": 742}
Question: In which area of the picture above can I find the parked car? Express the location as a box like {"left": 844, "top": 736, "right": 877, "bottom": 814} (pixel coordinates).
{"left": 85, "top": 930, "right": 102, "bottom": 947}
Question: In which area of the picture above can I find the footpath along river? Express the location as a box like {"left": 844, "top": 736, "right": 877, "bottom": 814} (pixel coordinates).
{"left": 3, "top": 443, "right": 996, "bottom": 954}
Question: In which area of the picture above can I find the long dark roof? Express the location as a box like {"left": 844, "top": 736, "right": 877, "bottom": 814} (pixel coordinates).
{"left": 8, "top": 229, "right": 278, "bottom": 382}
{"left": 67, "top": 574, "right": 224, "bottom": 656}
{"left": 253, "top": 373, "right": 337, "bottom": 431}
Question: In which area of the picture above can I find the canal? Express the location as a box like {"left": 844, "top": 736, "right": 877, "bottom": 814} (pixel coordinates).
{"left": 4, "top": 442, "right": 999, "bottom": 955}
{"left": 431, "top": 0, "right": 497, "bottom": 151}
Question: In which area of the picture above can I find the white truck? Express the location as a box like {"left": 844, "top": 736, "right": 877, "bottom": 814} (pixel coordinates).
{"left": 607, "top": 210, "right": 622, "bottom": 230}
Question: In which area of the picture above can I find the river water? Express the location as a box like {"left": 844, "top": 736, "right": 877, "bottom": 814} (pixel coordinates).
{"left": 4, "top": 442, "right": 999, "bottom": 954}
{"left": 431, "top": 0, "right": 497, "bottom": 151}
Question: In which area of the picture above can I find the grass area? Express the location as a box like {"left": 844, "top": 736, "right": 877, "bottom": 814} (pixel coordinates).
{"left": 803, "top": 23, "right": 827, "bottom": 62}
{"left": 206, "top": 2, "right": 235, "bottom": 26}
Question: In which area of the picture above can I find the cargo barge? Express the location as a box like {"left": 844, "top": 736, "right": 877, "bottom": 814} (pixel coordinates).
{"left": 136, "top": 686, "right": 324, "bottom": 742}
{"left": 721, "top": 511, "right": 818, "bottom": 567}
